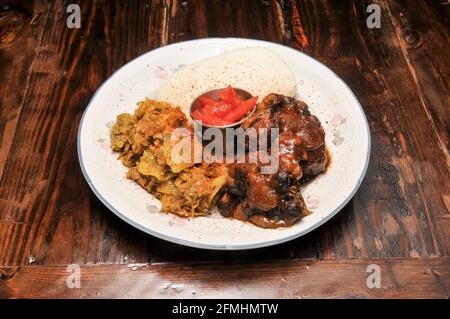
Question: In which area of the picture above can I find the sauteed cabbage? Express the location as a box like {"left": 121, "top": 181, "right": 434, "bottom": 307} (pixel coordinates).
{"left": 110, "top": 99, "right": 227, "bottom": 217}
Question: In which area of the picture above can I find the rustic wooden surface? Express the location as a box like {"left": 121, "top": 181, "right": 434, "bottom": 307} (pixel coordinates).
{"left": 0, "top": 0, "right": 448, "bottom": 298}
{"left": 1, "top": 258, "right": 448, "bottom": 299}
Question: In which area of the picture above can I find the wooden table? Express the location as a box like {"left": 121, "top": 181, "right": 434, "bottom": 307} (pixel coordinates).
{"left": 0, "top": 0, "right": 448, "bottom": 299}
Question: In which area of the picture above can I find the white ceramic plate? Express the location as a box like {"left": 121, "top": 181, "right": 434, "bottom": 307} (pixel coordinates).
{"left": 78, "top": 38, "right": 370, "bottom": 250}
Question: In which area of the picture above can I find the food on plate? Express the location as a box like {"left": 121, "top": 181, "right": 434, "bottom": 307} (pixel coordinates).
{"left": 110, "top": 99, "right": 228, "bottom": 217}
{"left": 154, "top": 47, "right": 296, "bottom": 117}
{"left": 109, "top": 46, "right": 329, "bottom": 228}
{"left": 217, "top": 94, "right": 328, "bottom": 228}
{"left": 191, "top": 85, "right": 258, "bottom": 126}
{"left": 109, "top": 94, "right": 328, "bottom": 227}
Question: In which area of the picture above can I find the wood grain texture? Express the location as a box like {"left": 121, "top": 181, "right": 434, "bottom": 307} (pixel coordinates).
{"left": 277, "top": 0, "right": 450, "bottom": 259}
{"left": 0, "top": 257, "right": 448, "bottom": 298}
{"left": 382, "top": 0, "right": 450, "bottom": 253}
{"left": 0, "top": 0, "right": 171, "bottom": 266}
{"left": 0, "top": 0, "right": 321, "bottom": 267}
{"left": 0, "top": 1, "right": 51, "bottom": 182}
{"left": 386, "top": 0, "right": 449, "bottom": 154}
{"left": 0, "top": 0, "right": 448, "bottom": 299}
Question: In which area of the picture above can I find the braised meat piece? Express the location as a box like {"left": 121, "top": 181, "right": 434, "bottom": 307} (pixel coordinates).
{"left": 227, "top": 162, "right": 279, "bottom": 211}
{"left": 218, "top": 94, "right": 328, "bottom": 228}
{"left": 242, "top": 93, "right": 327, "bottom": 179}
{"left": 216, "top": 193, "right": 240, "bottom": 218}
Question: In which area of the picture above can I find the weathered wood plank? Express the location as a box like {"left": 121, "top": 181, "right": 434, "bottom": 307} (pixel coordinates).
{"left": 204, "top": 0, "right": 283, "bottom": 41}
{"left": 0, "top": 257, "right": 448, "bottom": 298}
{"left": 384, "top": 0, "right": 450, "bottom": 252}
{"left": 277, "top": 0, "right": 449, "bottom": 259}
{"left": 0, "top": 0, "right": 52, "bottom": 180}
{"left": 0, "top": 0, "right": 448, "bottom": 268}
{"left": 0, "top": 0, "right": 170, "bottom": 266}
{"left": 385, "top": 0, "right": 449, "bottom": 155}
{"left": 0, "top": 0, "right": 321, "bottom": 266}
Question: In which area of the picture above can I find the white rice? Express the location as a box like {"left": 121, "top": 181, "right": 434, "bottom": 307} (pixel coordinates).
{"left": 154, "top": 47, "right": 297, "bottom": 117}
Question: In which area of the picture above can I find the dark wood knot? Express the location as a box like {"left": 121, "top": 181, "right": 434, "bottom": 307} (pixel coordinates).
{"left": 0, "top": 267, "right": 18, "bottom": 281}
{"left": 0, "top": 7, "right": 26, "bottom": 48}
{"left": 401, "top": 29, "right": 421, "bottom": 48}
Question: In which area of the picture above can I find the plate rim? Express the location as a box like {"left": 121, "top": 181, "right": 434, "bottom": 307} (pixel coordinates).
{"left": 77, "top": 37, "right": 371, "bottom": 250}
